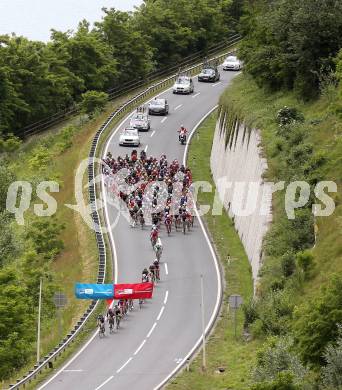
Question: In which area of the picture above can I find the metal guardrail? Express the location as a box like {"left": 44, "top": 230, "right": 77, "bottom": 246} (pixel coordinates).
{"left": 16, "top": 34, "right": 241, "bottom": 139}
{"left": 8, "top": 35, "right": 241, "bottom": 390}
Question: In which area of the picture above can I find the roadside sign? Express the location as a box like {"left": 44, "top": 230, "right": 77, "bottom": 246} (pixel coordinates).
{"left": 53, "top": 292, "right": 67, "bottom": 308}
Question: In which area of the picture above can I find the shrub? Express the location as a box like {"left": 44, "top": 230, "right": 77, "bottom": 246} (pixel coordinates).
{"left": 294, "top": 275, "right": 342, "bottom": 366}
{"left": 281, "top": 252, "right": 296, "bottom": 278}
{"left": 80, "top": 90, "right": 108, "bottom": 118}
{"left": 277, "top": 107, "right": 304, "bottom": 127}
{"left": 253, "top": 337, "right": 308, "bottom": 384}
{"left": 321, "top": 325, "right": 342, "bottom": 389}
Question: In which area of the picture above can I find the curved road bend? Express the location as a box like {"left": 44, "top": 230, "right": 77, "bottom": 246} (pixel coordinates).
{"left": 40, "top": 68, "right": 238, "bottom": 390}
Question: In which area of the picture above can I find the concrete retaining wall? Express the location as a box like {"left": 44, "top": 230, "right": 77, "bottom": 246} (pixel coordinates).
{"left": 210, "top": 119, "right": 272, "bottom": 286}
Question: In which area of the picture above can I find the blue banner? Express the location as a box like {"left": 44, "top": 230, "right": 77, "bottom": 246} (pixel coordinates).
{"left": 75, "top": 283, "right": 114, "bottom": 299}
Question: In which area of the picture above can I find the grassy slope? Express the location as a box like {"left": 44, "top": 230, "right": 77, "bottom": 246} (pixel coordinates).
{"left": 3, "top": 102, "right": 121, "bottom": 386}
{"left": 168, "top": 113, "right": 259, "bottom": 390}
{"left": 219, "top": 75, "right": 342, "bottom": 301}
{"left": 170, "top": 74, "right": 341, "bottom": 389}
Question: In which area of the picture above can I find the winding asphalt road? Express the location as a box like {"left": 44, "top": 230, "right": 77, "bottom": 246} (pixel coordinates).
{"left": 40, "top": 67, "right": 237, "bottom": 390}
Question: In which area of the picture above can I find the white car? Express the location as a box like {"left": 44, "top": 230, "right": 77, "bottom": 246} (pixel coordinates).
{"left": 173, "top": 76, "right": 194, "bottom": 94}
{"left": 222, "top": 55, "right": 243, "bottom": 71}
{"left": 129, "top": 112, "right": 150, "bottom": 131}
{"left": 119, "top": 128, "right": 140, "bottom": 147}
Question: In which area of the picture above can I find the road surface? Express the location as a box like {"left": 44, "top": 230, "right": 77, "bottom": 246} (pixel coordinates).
{"left": 40, "top": 67, "right": 238, "bottom": 390}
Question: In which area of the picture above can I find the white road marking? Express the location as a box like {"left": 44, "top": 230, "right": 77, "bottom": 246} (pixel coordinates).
{"left": 63, "top": 369, "right": 84, "bottom": 372}
{"left": 164, "top": 263, "right": 168, "bottom": 275}
{"left": 150, "top": 130, "right": 156, "bottom": 137}
{"left": 144, "top": 145, "right": 148, "bottom": 152}
{"left": 94, "top": 375, "right": 114, "bottom": 390}
{"left": 157, "top": 306, "right": 165, "bottom": 321}
{"left": 212, "top": 81, "right": 222, "bottom": 87}
{"left": 174, "top": 358, "right": 183, "bottom": 364}
{"left": 117, "top": 357, "right": 132, "bottom": 374}
{"left": 164, "top": 290, "right": 169, "bottom": 304}
{"left": 147, "top": 322, "right": 157, "bottom": 338}
{"left": 174, "top": 104, "right": 183, "bottom": 111}
{"left": 192, "top": 92, "right": 201, "bottom": 98}
{"left": 161, "top": 117, "right": 168, "bottom": 123}
{"left": 134, "top": 340, "right": 146, "bottom": 356}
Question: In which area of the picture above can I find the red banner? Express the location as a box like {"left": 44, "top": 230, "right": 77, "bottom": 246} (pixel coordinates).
{"left": 113, "top": 283, "right": 154, "bottom": 299}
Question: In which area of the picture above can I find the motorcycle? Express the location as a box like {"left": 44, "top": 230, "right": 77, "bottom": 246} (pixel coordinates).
{"left": 179, "top": 133, "right": 186, "bottom": 145}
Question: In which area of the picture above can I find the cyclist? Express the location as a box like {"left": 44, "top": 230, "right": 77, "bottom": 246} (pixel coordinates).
{"left": 150, "top": 226, "right": 159, "bottom": 247}
{"left": 114, "top": 305, "right": 122, "bottom": 329}
{"left": 153, "top": 259, "right": 160, "bottom": 281}
{"left": 154, "top": 239, "right": 163, "bottom": 262}
{"left": 149, "top": 263, "right": 156, "bottom": 283}
{"left": 164, "top": 213, "right": 172, "bottom": 235}
{"left": 142, "top": 268, "right": 149, "bottom": 282}
{"left": 107, "top": 308, "right": 115, "bottom": 332}
{"left": 97, "top": 314, "right": 105, "bottom": 334}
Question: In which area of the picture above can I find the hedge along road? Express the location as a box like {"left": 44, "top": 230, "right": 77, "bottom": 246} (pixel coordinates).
{"left": 39, "top": 68, "right": 238, "bottom": 390}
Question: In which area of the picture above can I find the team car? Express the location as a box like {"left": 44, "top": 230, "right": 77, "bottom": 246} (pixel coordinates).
{"left": 222, "top": 55, "right": 243, "bottom": 71}
{"left": 172, "top": 75, "right": 194, "bottom": 94}
{"left": 119, "top": 127, "right": 140, "bottom": 147}
{"left": 148, "top": 98, "right": 169, "bottom": 115}
{"left": 198, "top": 65, "right": 220, "bottom": 82}
{"left": 129, "top": 108, "right": 150, "bottom": 131}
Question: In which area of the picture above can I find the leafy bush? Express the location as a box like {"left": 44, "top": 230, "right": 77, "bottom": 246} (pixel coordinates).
{"left": 56, "top": 125, "right": 78, "bottom": 152}
{"left": 28, "top": 146, "right": 52, "bottom": 171}
{"left": 251, "top": 372, "right": 303, "bottom": 390}
{"left": 294, "top": 275, "right": 342, "bottom": 366}
{"left": 253, "top": 337, "right": 308, "bottom": 384}
{"left": 80, "top": 90, "right": 108, "bottom": 118}
{"left": 281, "top": 252, "right": 296, "bottom": 278}
{"left": 277, "top": 107, "right": 304, "bottom": 127}
{"left": 321, "top": 325, "right": 342, "bottom": 389}
{"left": 296, "top": 251, "right": 315, "bottom": 279}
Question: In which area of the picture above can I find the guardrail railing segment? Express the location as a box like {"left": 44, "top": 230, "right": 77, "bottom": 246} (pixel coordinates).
{"left": 8, "top": 35, "right": 241, "bottom": 390}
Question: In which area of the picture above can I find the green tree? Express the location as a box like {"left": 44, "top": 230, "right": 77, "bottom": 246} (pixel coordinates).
{"left": 0, "top": 268, "right": 35, "bottom": 380}
{"left": 251, "top": 372, "right": 302, "bottom": 390}
{"left": 80, "top": 90, "right": 108, "bottom": 117}
{"left": 321, "top": 326, "right": 342, "bottom": 389}
{"left": 96, "top": 8, "right": 154, "bottom": 82}
{"left": 239, "top": 0, "right": 342, "bottom": 98}
{"left": 294, "top": 275, "right": 342, "bottom": 366}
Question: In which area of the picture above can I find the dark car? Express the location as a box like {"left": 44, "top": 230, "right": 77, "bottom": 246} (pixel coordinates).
{"left": 198, "top": 66, "right": 220, "bottom": 82}
{"left": 148, "top": 98, "right": 169, "bottom": 115}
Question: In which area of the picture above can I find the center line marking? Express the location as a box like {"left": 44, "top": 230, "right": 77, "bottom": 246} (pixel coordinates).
{"left": 157, "top": 306, "right": 165, "bottom": 321}
{"left": 147, "top": 322, "right": 157, "bottom": 338}
{"left": 192, "top": 92, "right": 201, "bottom": 98}
{"left": 161, "top": 117, "right": 168, "bottom": 123}
{"left": 164, "top": 290, "right": 169, "bottom": 304}
{"left": 212, "top": 81, "right": 222, "bottom": 87}
{"left": 134, "top": 340, "right": 146, "bottom": 355}
{"left": 164, "top": 263, "right": 168, "bottom": 275}
{"left": 95, "top": 375, "right": 114, "bottom": 390}
{"left": 117, "top": 357, "right": 132, "bottom": 373}
{"left": 174, "top": 104, "right": 183, "bottom": 111}
{"left": 150, "top": 130, "right": 155, "bottom": 137}
{"left": 144, "top": 145, "right": 148, "bottom": 152}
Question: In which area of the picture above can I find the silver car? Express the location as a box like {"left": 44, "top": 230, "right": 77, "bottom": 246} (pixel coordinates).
{"left": 148, "top": 98, "right": 169, "bottom": 115}
{"left": 173, "top": 76, "right": 194, "bottom": 94}
{"left": 223, "top": 55, "right": 243, "bottom": 71}
{"left": 129, "top": 112, "right": 150, "bottom": 131}
{"left": 119, "top": 128, "right": 140, "bottom": 147}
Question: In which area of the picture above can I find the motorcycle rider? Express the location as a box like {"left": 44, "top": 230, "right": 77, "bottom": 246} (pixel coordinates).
{"left": 178, "top": 125, "right": 187, "bottom": 142}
